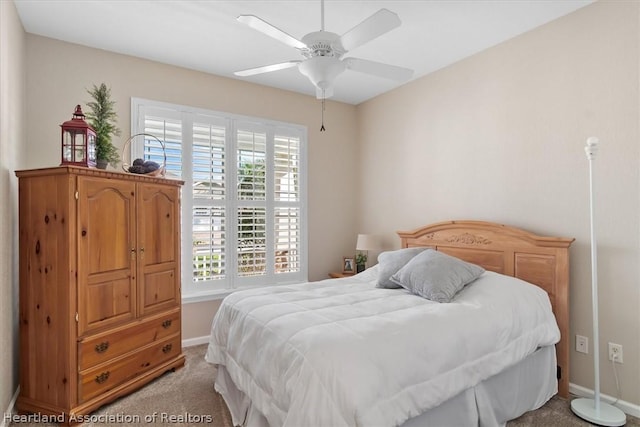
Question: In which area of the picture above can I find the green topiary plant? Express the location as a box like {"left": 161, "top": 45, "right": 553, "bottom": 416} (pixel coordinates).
{"left": 86, "top": 83, "right": 121, "bottom": 168}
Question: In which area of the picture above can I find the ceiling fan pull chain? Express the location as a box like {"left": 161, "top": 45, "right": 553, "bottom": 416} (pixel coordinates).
{"left": 320, "top": 94, "right": 326, "bottom": 132}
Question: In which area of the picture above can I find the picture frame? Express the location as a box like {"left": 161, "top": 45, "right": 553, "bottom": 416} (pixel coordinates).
{"left": 342, "top": 257, "right": 355, "bottom": 274}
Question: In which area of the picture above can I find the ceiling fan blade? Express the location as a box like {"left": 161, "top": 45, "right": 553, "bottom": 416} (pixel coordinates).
{"left": 339, "top": 9, "right": 401, "bottom": 52}
{"left": 344, "top": 58, "right": 413, "bottom": 82}
{"left": 237, "top": 15, "right": 307, "bottom": 50}
{"left": 235, "top": 61, "right": 301, "bottom": 77}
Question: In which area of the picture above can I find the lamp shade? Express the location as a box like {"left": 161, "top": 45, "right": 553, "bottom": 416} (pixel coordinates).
{"left": 356, "top": 234, "right": 378, "bottom": 251}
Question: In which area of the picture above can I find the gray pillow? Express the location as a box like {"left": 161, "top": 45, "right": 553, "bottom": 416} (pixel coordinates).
{"left": 390, "top": 249, "right": 485, "bottom": 302}
{"left": 376, "top": 247, "right": 427, "bottom": 289}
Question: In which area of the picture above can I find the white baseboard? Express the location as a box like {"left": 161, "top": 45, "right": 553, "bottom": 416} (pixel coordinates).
{"left": 182, "top": 335, "right": 209, "bottom": 348}
{"left": 1, "top": 386, "right": 20, "bottom": 427}
{"left": 570, "top": 383, "right": 640, "bottom": 419}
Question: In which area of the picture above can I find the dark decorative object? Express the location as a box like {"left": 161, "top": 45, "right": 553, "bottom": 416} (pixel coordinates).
{"left": 60, "top": 105, "right": 97, "bottom": 167}
{"left": 121, "top": 133, "right": 166, "bottom": 177}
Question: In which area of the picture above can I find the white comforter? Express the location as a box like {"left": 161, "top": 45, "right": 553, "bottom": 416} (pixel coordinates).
{"left": 205, "top": 269, "right": 560, "bottom": 427}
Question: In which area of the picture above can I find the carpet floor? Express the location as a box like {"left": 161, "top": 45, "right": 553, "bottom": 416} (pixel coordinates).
{"left": 10, "top": 344, "right": 638, "bottom": 426}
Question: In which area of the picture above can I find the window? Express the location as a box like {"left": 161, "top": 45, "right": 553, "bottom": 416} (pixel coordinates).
{"left": 131, "top": 98, "right": 307, "bottom": 301}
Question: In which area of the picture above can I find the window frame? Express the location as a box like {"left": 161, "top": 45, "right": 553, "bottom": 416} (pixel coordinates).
{"left": 131, "top": 98, "right": 308, "bottom": 303}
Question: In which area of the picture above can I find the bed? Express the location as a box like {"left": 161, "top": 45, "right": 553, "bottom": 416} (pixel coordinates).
{"left": 206, "top": 220, "right": 574, "bottom": 426}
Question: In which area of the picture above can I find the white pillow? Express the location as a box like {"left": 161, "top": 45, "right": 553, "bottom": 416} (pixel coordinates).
{"left": 390, "top": 249, "right": 485, "bottom": 302}
{"left": 376, "top": 247, "right": 427, "bottom": 289}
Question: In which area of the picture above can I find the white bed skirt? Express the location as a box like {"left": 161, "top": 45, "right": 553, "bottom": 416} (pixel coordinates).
{"left": 214, "top": 345, "right": 557, "bottom": 427}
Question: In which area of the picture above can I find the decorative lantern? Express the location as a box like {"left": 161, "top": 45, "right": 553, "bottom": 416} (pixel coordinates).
{"left": 60, "top": 105, "right": 97, "bottom": 167}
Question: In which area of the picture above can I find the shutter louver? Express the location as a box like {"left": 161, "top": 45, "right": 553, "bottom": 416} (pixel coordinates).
{"left": 238, "top": 207, "right": 266, "bottom": 277}
{"left": 193, "top": 123, "right": 225, "bottom": 200}
{"left": 192, "top": 121, "right": 227, "bottom": 282}
{"left": 274, "top": 136, "right": 300, "bottom": 202}
{"left": 275, "top": 207, "right": 300, "bottom": 273}
{"left": 193, "top": 207, "right": 226, "bottom": 281}
{"left": 237, "top": 130, "right": 266, "bottom": 201}
{"left": 274, "top": 134, "right": 301, "bottom": 274}
{"left": 144, "top": 116, "right": 182, "bottom": 177}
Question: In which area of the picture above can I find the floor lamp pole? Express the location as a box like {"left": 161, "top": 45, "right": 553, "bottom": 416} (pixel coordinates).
{"left": 570, "top": 137, "right": 626, "bottom": 426}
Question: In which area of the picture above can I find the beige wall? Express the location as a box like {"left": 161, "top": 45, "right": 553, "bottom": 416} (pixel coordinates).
{"left": 357, "top": 1, "right": 639, "bottom": 406}
{"left": 24, "top": 34, "right": 360, "bottom": 352}
{"left": 181, "top": 299, "right": 222, "bottom": 343}
{"left": 0, "top": 0, "right": 26, "bottom": 415}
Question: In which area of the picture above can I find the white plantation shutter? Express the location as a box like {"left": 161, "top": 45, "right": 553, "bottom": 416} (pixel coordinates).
{"left": 137, "top": 111, "right": 182, "bottom": 177}
{"left": 132, "top": 98, "right": 307, "bottom": 299}
{"left": 274, "top": 134, "right": 301, "bottom": 274}
{"left": 143, "top": 116, "right": 182, "bottom": 177}
{"left": 237, "top": 129, "right": 266, "bottom": 201}
{"left": 192, "top": 207, "right": 226, "bottom": 281}
{"left": 237, "top": 207, "right": 266, "bottom": 277}
{"left": 236, "top": 125, "right": 267, "bottom": 281}
{"left": 192, "top": 118, "right": 228, "bottom": 284}
{"left": 274, "top": 135, "right": 300, "bottom": 202}
{"left": 274, "top": 207, "right": 300, "bottom": 273}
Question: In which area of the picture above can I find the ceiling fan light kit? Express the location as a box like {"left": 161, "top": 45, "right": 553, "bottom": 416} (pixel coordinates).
{"left": 234, "top": 0, "right": 414, "bottom": 101}
{"left": 298, "top": 57, "right": 345, "bottom": 93}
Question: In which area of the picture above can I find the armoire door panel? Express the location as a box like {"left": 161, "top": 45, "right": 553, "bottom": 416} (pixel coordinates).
{"left": 137, "top": 184, "right": 180, "bottom": 316}
{"left": 78, "top": 177, "right": 137, "bottom": 335}
{"left": 83, "top": 183, "right": 135, "bottom": 273}
{"left": 84, "top": 277, "right": 135, "bottom": 328}
{"left": 138, "top": 184, "right": 178, "bottom": 265}
{"left": 142, "top": 267, "right": 178, "bottom": 314}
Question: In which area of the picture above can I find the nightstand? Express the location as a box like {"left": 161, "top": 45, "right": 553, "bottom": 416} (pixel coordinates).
{"left": 329, "top": 272, "right": 355, "bottom": 279}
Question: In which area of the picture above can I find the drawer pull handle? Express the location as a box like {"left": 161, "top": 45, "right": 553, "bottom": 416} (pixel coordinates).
{"left": 162, "top": 344, "right": 173, "bottom": 354}
{"left": 161, "top": 319, "right": 172, "bottom": 329}
{"left": 94, "top": 341, "right": 109, "bottom": 353}
{"left": 95, "top": 371, "right": 110, "bottom": 384}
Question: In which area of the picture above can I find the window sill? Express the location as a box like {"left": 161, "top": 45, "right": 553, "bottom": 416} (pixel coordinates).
{"left": 182, "top": 289, "right": 233, "bottom": 304}
{"left": 182, "top": 278, "right": 308, "bottom": 305}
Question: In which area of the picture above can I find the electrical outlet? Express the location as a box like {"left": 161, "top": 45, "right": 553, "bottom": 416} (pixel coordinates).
{"left": 576, "top": 335, "right": 588, "bottom": 354}
{"left": 608, "top": 342, "right": 623, "bottom": 363}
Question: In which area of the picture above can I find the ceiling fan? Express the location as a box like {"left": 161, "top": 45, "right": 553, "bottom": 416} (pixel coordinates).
{"left": 234, "top": 0, "right": 414, "bottom": 100}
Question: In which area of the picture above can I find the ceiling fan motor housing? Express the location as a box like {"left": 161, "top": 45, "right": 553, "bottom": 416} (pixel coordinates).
{"left": 301, "top": 31, "right": 345, "bottom": 58}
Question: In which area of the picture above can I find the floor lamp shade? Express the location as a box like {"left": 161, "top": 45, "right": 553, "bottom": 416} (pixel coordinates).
{"left": 570, "top": 137, "right": 626, "bottom": 426}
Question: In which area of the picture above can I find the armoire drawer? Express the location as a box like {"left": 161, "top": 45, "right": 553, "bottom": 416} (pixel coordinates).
{"left": 78, "top": 334, "right": 181, "bottom": 403}
{"left": 78, "top": 310, "right": 180, "bottom": 370}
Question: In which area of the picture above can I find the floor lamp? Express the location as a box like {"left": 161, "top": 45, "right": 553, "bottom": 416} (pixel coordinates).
{"left": 570, "top": 137, "right": 626, "bottom": 426}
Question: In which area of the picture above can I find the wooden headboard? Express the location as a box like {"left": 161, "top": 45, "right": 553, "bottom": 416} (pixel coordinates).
{"left": 397, "top": 220, "right": 574, "bottom": 398}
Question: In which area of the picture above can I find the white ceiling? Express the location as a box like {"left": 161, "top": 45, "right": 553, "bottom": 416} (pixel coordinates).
{"left": 14, "top": 0, "right": 593, "bottom": 105}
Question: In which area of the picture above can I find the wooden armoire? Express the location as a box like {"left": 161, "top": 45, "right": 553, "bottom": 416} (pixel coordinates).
{"left": 15, "top": 166, "right": 185, "bottom": 422}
